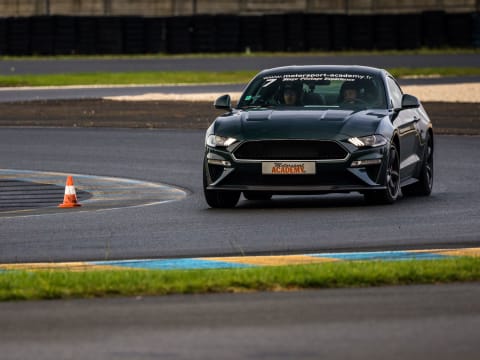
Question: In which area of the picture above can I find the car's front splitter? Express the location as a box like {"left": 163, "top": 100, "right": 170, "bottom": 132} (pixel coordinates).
{"left": 206, "top": 184, "right": 387, "bottom": 195}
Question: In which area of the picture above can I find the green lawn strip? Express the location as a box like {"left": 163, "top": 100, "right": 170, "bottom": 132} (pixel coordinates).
{"left": 1, "top": 257, "right": 479, "bottom": 301}
{"left": 0, "top": 70, "right": 258, "bottom": 87}
{"left": 1, "top": 67, "right": 480, "bottom": 87}
{"left": 389, "top": 67, "right": 480, "bottom": 78}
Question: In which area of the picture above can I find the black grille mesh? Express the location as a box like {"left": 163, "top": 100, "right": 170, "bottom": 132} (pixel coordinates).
{"left": 233, "top": 140, "right": 348, "bottom": 160}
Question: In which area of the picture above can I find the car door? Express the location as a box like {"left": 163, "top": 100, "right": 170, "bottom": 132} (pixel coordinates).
{"left": 386, "top": 76, "right": 421, "bottom": 180}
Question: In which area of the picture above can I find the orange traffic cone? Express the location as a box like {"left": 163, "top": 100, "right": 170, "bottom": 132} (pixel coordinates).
{"left": 58, "top": 176, "right": 81, "bottom": 208}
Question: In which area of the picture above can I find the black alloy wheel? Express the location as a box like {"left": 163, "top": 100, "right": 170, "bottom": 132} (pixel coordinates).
{"left": 203, "top": 166, "right": 240, "bottom": 208}
{"left": 365, "top": 143, "right": 400, "bottom": 205}
{"left": 402, "top": 134, "right": 434, "bottom": 196}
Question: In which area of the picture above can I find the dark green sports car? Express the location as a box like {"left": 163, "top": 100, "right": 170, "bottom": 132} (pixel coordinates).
{"left": 204, "top": 65, "right": 433, "bottom": 208}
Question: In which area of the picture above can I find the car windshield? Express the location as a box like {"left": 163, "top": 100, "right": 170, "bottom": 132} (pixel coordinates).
{"left": 237, "top": 71, "right": 387, "bottom": 110}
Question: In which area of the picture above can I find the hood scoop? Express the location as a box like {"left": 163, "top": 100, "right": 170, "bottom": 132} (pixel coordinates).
{"left": 243, "top": 110, "right": 273, "bottom": 122}
{"left": 320, "top": 109, "right": 354, "bottom": 121}
{"left": 242, "top": 109, "right": 354, "bottom": 122}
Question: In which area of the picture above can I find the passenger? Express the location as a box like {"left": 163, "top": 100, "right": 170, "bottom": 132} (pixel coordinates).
{"left": 361, "top": 80, "right": 381, "bottom": 106}
{"left": 339, "top": 81, "right": 360, "bottom": 105}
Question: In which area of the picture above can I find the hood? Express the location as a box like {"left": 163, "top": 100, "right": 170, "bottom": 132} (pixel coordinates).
{"left": 213, "top": 108, "right": 388, "bottom": 141}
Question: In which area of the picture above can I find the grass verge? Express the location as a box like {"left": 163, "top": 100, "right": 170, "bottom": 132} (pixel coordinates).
{"left": 0, "top": 70, "right": 258, "bottom": 87}
{"left": 1, "top": 257, "right": 479, "bottom": 301}
{"left": 389, "top": 67, "right": 480, "bottom": 78}
{"left": 1, "top": 67, "right": 480, "bottom": 87}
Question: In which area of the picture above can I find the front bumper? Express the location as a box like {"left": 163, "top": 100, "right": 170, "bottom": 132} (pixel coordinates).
{"left": 205, "top": 142, "right": 388, "bottom": 195}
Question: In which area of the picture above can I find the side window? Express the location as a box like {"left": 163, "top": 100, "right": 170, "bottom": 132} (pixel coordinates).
{"left": 386, "top": 77, "right": 403, "bottom": 109}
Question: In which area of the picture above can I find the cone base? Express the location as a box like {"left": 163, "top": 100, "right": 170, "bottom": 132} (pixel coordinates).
{"left": 58, "top": 203, "right": 82, "bottom": 208}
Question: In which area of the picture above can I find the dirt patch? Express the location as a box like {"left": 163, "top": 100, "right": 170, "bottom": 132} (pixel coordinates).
{"left": 423, "top": 102, "right": 480, "bottom": 135}
{"left": 0, "top": 99, "right": 216, "bottom": 129}
{"left": 0, "top": 99, "right": 478, "bottom": 134}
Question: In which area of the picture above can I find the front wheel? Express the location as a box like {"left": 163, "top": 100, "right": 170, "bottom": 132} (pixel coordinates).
{"left": 204, "top": 189, "right": 240, "bottom": 208}
{"left": 402, "top": 134, "right": 433, "bottom": 197}
{"left": 365, "top": 143, "right": 400, "bottom": 205}
{"left": 203, "top": 166, "right": 240, "bottom": 208}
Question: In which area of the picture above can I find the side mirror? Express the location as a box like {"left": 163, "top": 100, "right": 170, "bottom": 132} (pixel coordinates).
{"left": 401, "top": 94, "right": 420, "bottom": 109}
{"left": 214, "top": 94, "right": 232, "bottom": 110}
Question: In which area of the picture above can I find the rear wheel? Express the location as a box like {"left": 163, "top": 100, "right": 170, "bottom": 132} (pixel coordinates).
{"left": 402, "top": 134, "right": 433, "bottom": 197}
{"left": 365, "top": 143, "right": 400, "bottom": 205}
{"left": 203, "top": 166, "right": 240, "bottom": 208}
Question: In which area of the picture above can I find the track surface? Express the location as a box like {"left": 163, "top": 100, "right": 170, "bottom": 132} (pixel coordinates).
{"left": 2, "top": 283, "right": 480, "bottom": 360}
{"left": 2, "top": 53, "right": 480, "bottom": 75}
{"left": 0, "top": 169, "right": 186, "bottom": 215}
{"left": 0, "top": 128, "right": 479, "bottom": 263}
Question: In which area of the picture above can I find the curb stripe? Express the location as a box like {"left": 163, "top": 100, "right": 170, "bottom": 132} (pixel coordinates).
{"left": 311, "top": 251, "right": 451, "bottom": 261}
{"left": 1, "top": 247, "right": 479, "bottom": 272}
{"left": 92, "top": 259, "right": 253, "bottom": 270}
{"left": 204, "top": 255, "right": 338, "bottom": 266}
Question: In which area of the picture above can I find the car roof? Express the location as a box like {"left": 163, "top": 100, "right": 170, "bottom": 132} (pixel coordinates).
{"left": 257, "top": 65, "right": 387, "bottom": 77}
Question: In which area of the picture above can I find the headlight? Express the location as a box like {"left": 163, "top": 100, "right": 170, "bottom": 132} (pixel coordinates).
{"left": 206, "top": 134, "right": 237, "bottom": 148}
{"left": 348, "top": 135, "right": 387, "bottom": 148}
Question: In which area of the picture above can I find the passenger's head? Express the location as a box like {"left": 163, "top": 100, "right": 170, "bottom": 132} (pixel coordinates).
{"left": 341, "top": 82, "right": 358, "bottom": 103}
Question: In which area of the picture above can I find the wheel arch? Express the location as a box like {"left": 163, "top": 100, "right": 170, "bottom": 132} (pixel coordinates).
{"left": 426, "top": 128, "right": 434, "bottom": 148}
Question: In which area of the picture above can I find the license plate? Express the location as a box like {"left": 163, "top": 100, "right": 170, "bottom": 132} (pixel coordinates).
{"left": 262, "top": 162, "right": 316, "bottom": 175}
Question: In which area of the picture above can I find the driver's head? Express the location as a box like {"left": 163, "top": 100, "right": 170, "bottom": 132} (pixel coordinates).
{"left": 283, "top": 83, "right": 299, "bottom": 105}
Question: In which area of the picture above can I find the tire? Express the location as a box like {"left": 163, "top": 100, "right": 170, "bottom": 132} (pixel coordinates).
{"left": 402, "top": 134, "right": 433, "bottom": 197}
{"left": 243, "top": 191, "right": 272, "bottom": 201}
{"left": 203, "top": 166, "right": 240, "bottom": 208}
{"left": 365, "top": 143, "right": 400, "bottom": 205}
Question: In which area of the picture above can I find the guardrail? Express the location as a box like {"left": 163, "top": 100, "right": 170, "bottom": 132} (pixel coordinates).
{"left": 0, "top": 11, "right": 478, "bottom": 55}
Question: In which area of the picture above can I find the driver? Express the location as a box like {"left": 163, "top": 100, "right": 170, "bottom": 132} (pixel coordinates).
{"left": 282, "top": 83, "right": 302, "bottom": 106}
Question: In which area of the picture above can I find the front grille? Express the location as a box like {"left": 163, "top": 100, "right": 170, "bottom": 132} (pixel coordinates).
{"left": 233, "top": 140, "right": 348, "bottom": 161}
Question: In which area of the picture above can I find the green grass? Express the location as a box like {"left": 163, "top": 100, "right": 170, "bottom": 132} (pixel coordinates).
{"left": 0, "top": 70, "right": 258, "bottom": 87}
{"left": 389, "top": 67, "right": 480, "bottom": 78}
{"left": 1, "top": 257, "right": 479, "bottom": 301}
{"left": 1, "top": 66, "right": 479, "bottom": 87}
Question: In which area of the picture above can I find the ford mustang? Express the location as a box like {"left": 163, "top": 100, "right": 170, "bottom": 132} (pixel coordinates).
{"left": 203, "top": 65, "right": 433, "bottom": 208}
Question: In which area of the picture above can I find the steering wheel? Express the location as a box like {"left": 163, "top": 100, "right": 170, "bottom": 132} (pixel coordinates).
{"left": 340, "top": 98, "right": 369, "bottom": 109}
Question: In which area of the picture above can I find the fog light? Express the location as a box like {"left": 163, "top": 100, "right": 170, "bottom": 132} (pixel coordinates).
{"left": 351, "top": 159, "right": 382, "bottom": 167}
{"left": 207, "top": 159, "right": 231, "bottom": 167}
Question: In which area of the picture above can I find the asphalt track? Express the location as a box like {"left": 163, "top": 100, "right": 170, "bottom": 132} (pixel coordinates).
{"left": 2, "top": 283, "right": 480, "bottom": 360}
{"left": 2, "top": 53, "right": 480, "bottom": 75}
{"left": 0, "top": 169, "right": 187, "bottom": 215}
{"left": 1, "top": 128, "right": 479, "bottom": 263}
{"left": 0, "top": 84, "right": 247, "bottom": 103}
